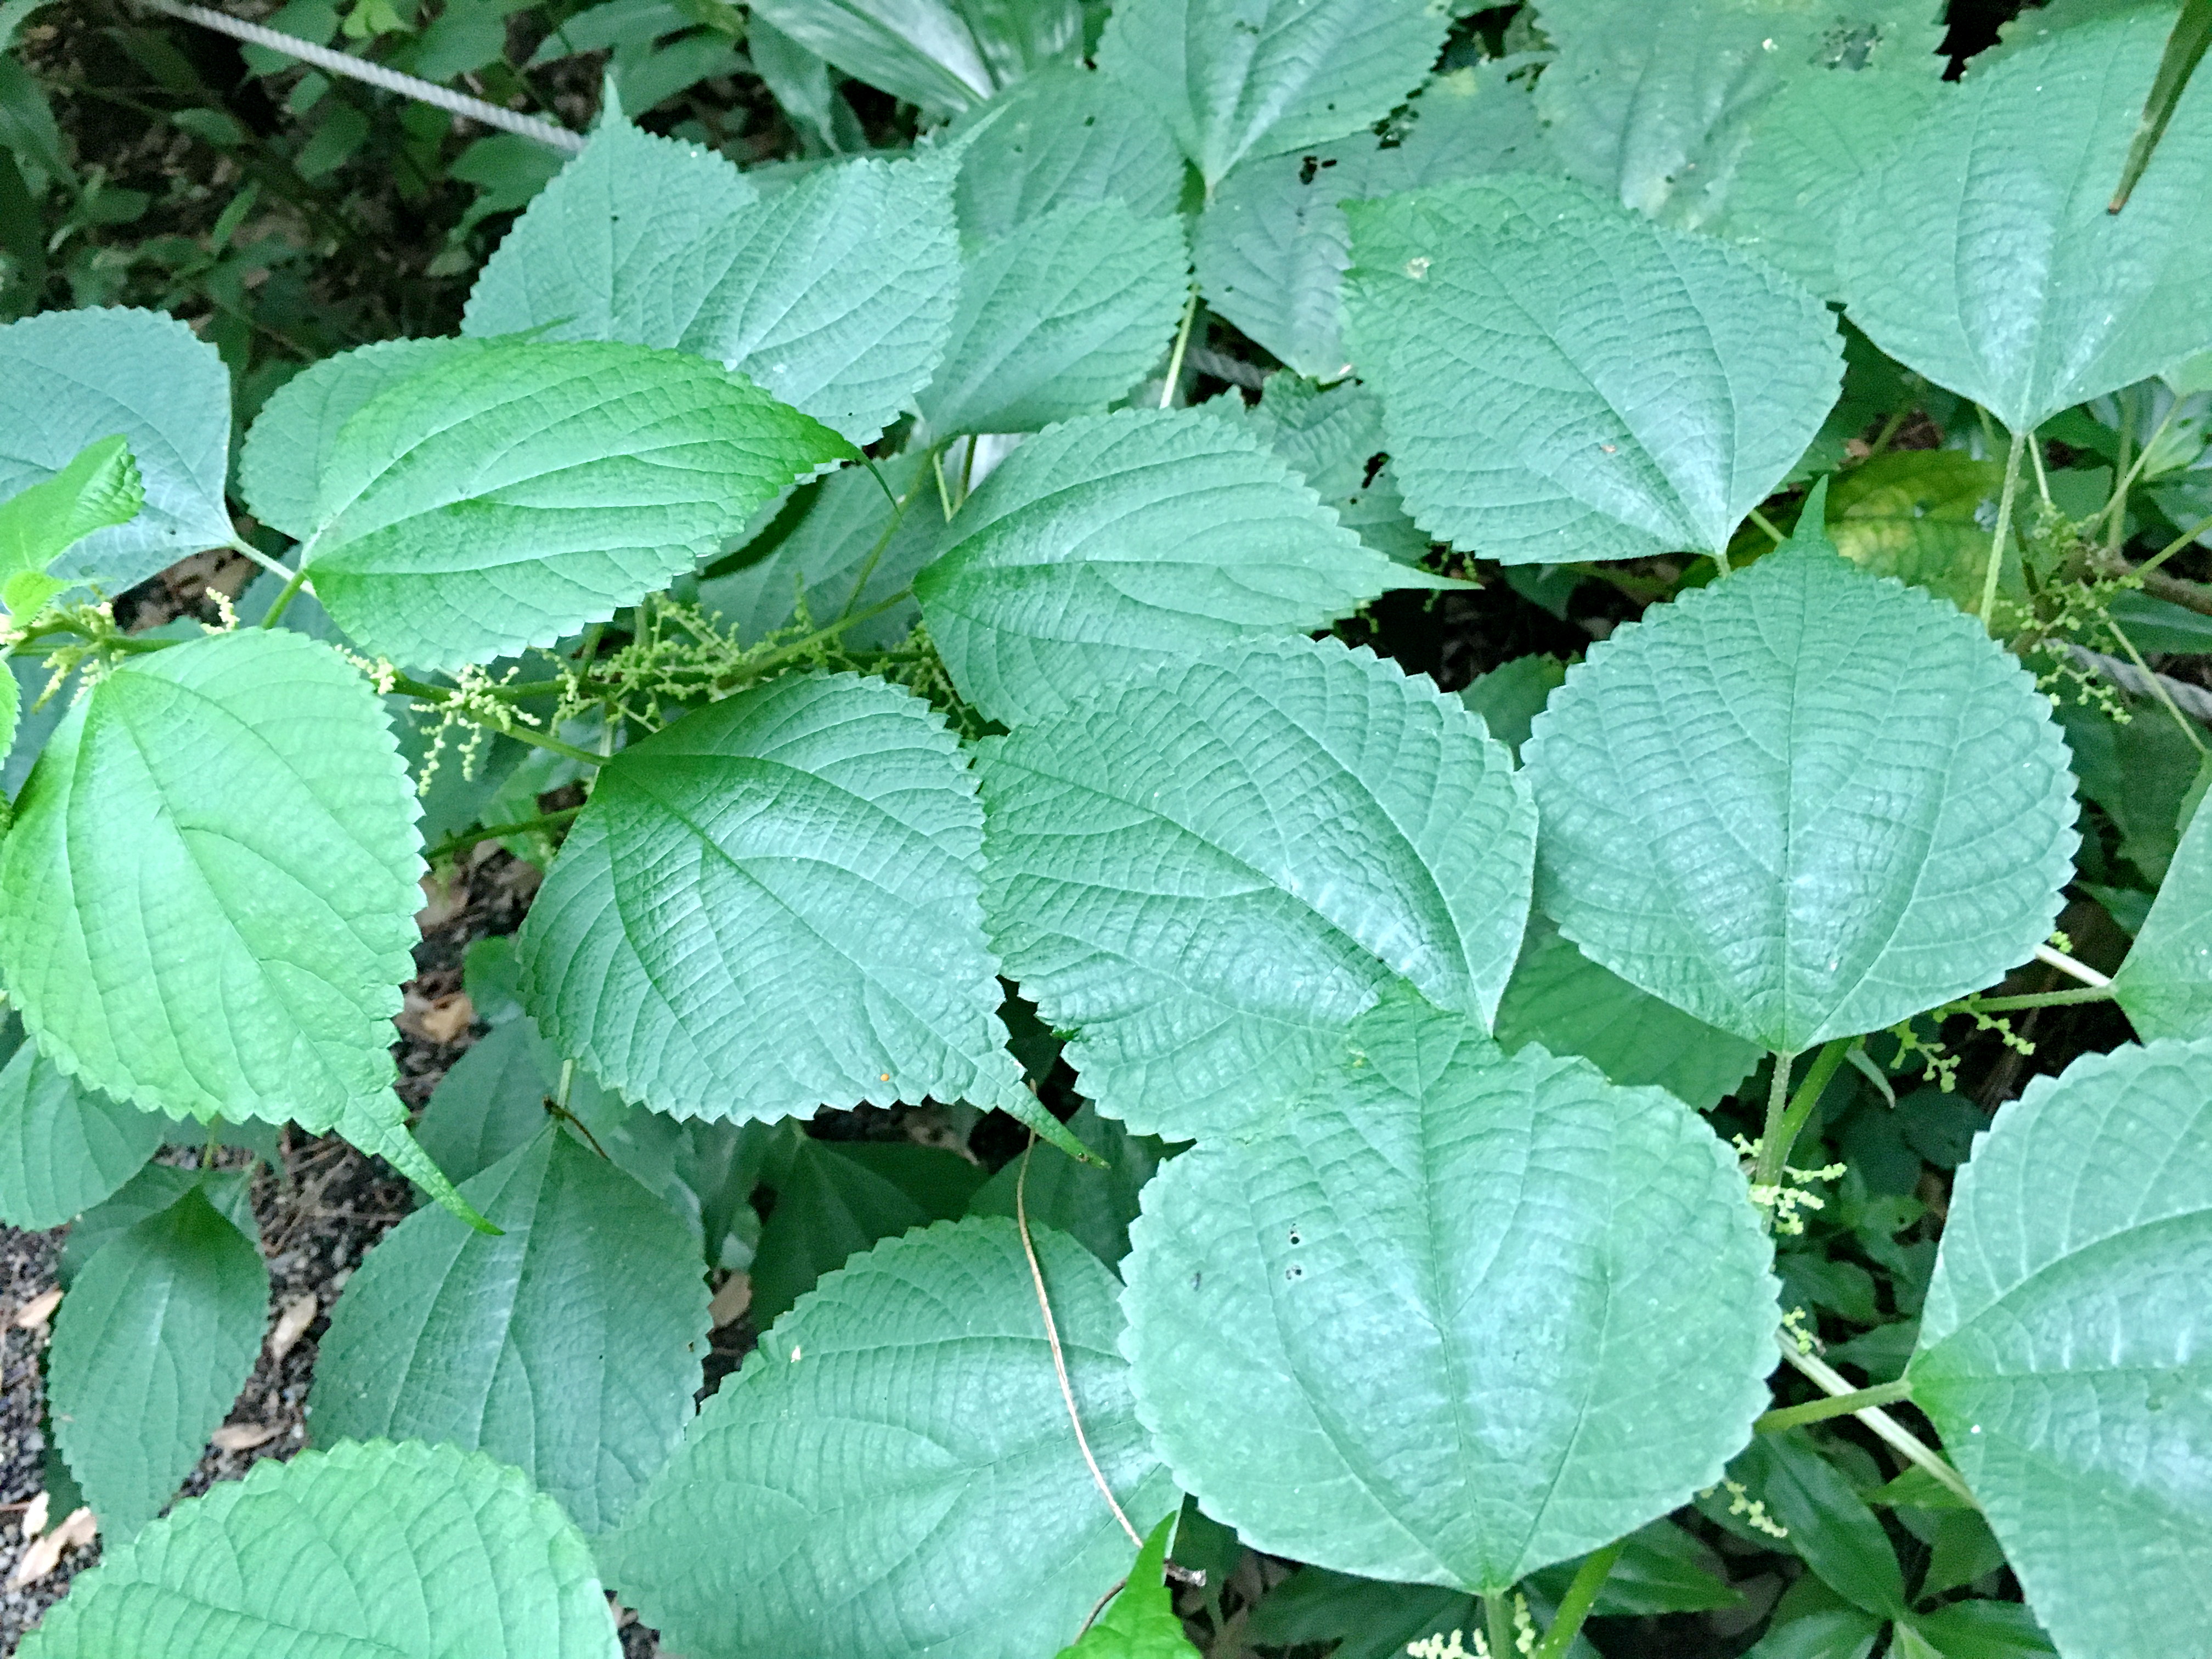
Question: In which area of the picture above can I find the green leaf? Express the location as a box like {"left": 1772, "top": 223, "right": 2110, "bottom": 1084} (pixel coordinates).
{"left": 411, "top": 1017, "right": 559, "bottom": 1184}
{"left": 917, "top": 197, "right": 1189, "bottom": 437}
{"left": 0, "top": 435, "right": 143, "bottom": 618}
{"left": 15, "top": 1439, "right": 622, "bottom": 1659}
{"left": 749, "top": 1133, "right": 989, "bottom": 1323}
{"left": 2113, "top": 795, "right": 2212, "bottom": 1039}
{"left": 1526, "top": 1521, "right": 1742, "bottom": 1617}
{"left": 950, "top": 63, "right": 1187, "bottom": 244}
{"left": 312, "top": 1124, "right": 709, "bottom": 1534}
{"left": 1521, "top": 544, "right": 2079, "bottom": 1051}
{"left": 1120, "top": 996, "right": 1778, "bottom": 1592}
{"left": 1908, "top": 1038, "right": 2212, "bottom": 1658}
{"left": 697, "top": 450, "right": 932, "bottom": 649}
{"left": 462, "top": 122, "right": 961, "bottom": 443}
{"left": 1215, "top": 377, "right": 1427, "bottom": 564}
{"left": 1244, "top": 1568, "right": 1474, "bottom": 1659}
{"left": 1345, "top": 173, "right": 1842, "bottom": 566}
{"left": 0, "top": 631, "right": 419, "bottom": 1121}
{"left": 606, "top": 1216, "right": 1178, "bottom": 1659}
{"left": 1493, "top": 913, "right": 1760, "bottom": 1109}
{"left": 239, "top": 336, "right": 487, "bottom": 541}
{"left": 1905, "top": 1601, "right": 2059, "bottom": 1659}
{"left": 913, "top": 408, "right": 1455, "bottom": 725}
{"left": 300, "top": 339, "right": 853, "bottom": 670}
{"left": 1824, "top": 450, "right": 2019, "bottom": 614}
{"left": 1195, "top": 64, "right": 1553, "bottom": 380}
{"left": 1718, "top": 65, "right": 1944, "bottom": 300}
{"left": 746, "top": 0, "right": 997, "bottom": 113}
{"left": 46, "top": 1182, "right": 268, "bottom": 1541}
{"left": 0, "top": 307, "right": 233, "bottom": 590}
{"left": 1531, "top": 0, "right": 1943, "bottom": 228}
{"left": 2108, "top": 588, "right": 2212, "bottom": 654}
{"left": 57, "top": 1164, "right": 255, "bottom": 1289}
{"left": 977, "top": 635, "right": 1534, "bottom": 1138}
{"left": 1745, "top": 1605, "right": 1887, "bottom": 1659}
{"left": 2055, "top": 696, "right": 2203, "bottom": 883}
{"left": 1056, "top": 1516, "right": 1200, "bottom": 1659}
{"left": 0, "top": 1039, "right": 163, "bottom": 1230}
{"left": 1839, "top": 13, "right": 2212, "bottom": 433}
{"left": 1096, "top": 0, "right": 1449, "bottom": 187}
{"left": 1458, "top": 652, "right": 1566, "bottom": 760}
{"left": 1731, "top": 1434, "right": 1907, "bottom": 1617}
{"left": 521, "top": 672, "right": 1028, "bottom": 1124}
{"left": 967, "top": 1101, "right": 1163, "bottom": 1267}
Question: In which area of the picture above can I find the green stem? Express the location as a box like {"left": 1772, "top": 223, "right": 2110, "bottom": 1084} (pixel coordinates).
{"left": 227, "top": 537, "right": 295, "bottom": 584}
{"left": 1158, "top": 286, "right": 1200, "bottom": 410}
{"left": 1965, "top": 984, "right": 2116, "bottom": 1013}
{"left": 424, "top": 805, "right": 583, "bottom": 864}
{"left": 1530, "top": 1542, "right": 1624, "bottom": 1659}
{"left": 1775, "top": 1336, "right": 1978, "bottom": 1508}
{"left": 840, "top": 480, "right": 912, "bottom": 621}
{"left": 259, "top": 565, "right": 311, "bottom": 629}
{"left": 2109, "top": 614, "right": 2209, "bottom": 754}
{"left": 2134, "top": 510, "right": 2212, "bottom": 578}
{"left": 1753, "top": 1038, "right": 1853, "bottom": 1192}
{"left": 1861, "top": 404, "right": 1911, "bottom": 461}
{"left": 1747, "top": 506, "right": 1786, "bottom": 545}
{"left": 1756, "top": 1379, "right": 1914, "bottom": 1434}
{"left": 1485, "top": 1590, "right": 1515, "bottom": 1659}
{"left": 1980, "top": 423, "right": 2028, "bottom": 626}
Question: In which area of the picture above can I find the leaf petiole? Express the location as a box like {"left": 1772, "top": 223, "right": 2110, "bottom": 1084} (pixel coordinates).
{"left": 1529, "top": 1541, "right": 1624, "bottom": 1659}
{"left": 1756, "top": 1378, "right": 1913, "bottom": 1433}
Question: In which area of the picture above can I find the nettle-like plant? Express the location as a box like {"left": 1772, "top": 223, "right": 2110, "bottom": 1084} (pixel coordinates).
{"left": 3, "top": 3, "right": 2211, "bottom": 1657}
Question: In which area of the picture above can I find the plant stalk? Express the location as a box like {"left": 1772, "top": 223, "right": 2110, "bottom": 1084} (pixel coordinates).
{"left": 424, "top": 805, "right": 583, "bottom": 864}
{"left": 1775, "top": 1336, "right": 1978, "bottom": 1508}
{"left": 1529, "top": 1543, "right": 1623, "bottom": 1659}
{"left": 1979, "top": 423, "right": 2028, "bottom": 627}
{"left": 259, "top": 564, "right": 311, "bottom": 628}
{"left": 1752, "top": 1039, "right": 1851, "bottom": 1193}
{"left": 1966, "top": 984, "right": 2115, "bottom": 1013}
{"left": 1485, "top": 1590, "right": 1515, "bottom": 1659}
{"left": 1756, "top": 1379, "right": 1914, "bottom": 1433}
{"left": 1159, "top": 287, "right": 1200, "bottom": 409}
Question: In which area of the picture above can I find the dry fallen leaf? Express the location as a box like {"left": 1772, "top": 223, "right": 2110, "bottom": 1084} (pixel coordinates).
{"left": 10, "top": 1287, "right": 62, "bottom": 1330}
{"left": 19, "top": 1490, "right": 49, "bottom": 1541}
{"left": 210, "top": 1422, "right": 282, "bottom": 1453}
{"left": 267, "top": 1292, "right": 319, "bottom": 1362}
{"left": 414, "top": 873, "right": 467, "bottom": 931}
{"left": 6, "top": 1506, "right": 94, "bottom": 1589}
{"left": 396, "top": 986, "right": 475, "bottom": 1045}
{"left": 709, "top": 1272, "right": 753, "bottom": 1329}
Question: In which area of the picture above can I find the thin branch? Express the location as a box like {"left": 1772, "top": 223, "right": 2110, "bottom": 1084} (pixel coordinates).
{"left": 1756, "top": 1379, "right": 1914, "bottom": 1433}
{"left": 1775, "top": 1336, "right": 1978, "bottom": 1508}
{"left": 1017, "top": 1139, "right": 1143, "bottom": 1549}
{"left": 2033, "top": 943, "right": 2112, "bottom": 989}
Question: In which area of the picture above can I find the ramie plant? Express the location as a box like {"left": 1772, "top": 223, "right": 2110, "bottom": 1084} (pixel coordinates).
{"left": 1, "top": 5, "right": 2210, "bottom": 1659}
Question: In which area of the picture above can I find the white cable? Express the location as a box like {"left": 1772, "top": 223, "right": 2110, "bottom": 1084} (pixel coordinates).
{"left": 137, "top": 0, "right": 585, "bottom": 153}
